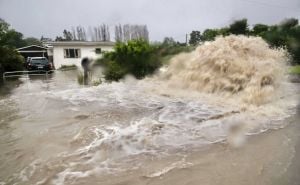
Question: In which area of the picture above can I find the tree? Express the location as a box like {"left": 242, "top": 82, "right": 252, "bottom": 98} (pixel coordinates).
{"left": 218, "top": 27, "right": 230, "bottom": 36}
{"left": 0, "top": 19, "right": 26, "bottom": 48}
{"left": 0, "top": 46, "right": 24, "bottom": 74}
{"left": 103, "top": 39, "right": 161, "bottom": 80}
{"left": 252, "top": 24, "right": 269, "bottom": 36}
{"left": 0, "top": 18, "right": 9, "bottom": 39}
{"left": 0, "top": 29, "right": 26, "bottom": 48}
{"left": 201, "top": 29, "right": 219, "bottom": 41}
{"left": 162, "top": 37, "right": 177, "bottom": 46}
{"left": 63, "top": 29, "right": 73, "bottom": 41}
{"left": 76, "top": 26, "right": 87, "bottom": 41}
{"left": 115, "top": 24, "right": 123, "bottom": 42}
{"left": 55, "top": 36, "right": 64, "bottom": 41}
{"left": 119, "top": 24, "right": 149, "bottom": 42}
{"left": 0, "top": 18, "right": 25, "bottom": 74}
{"left": 287, "top": 26, "right": 300, "bottom": 64}
{"left": 189, "top": 31, "right": 201, "bottom": 45}
{"left": 100, "top": 24, "right": 110, "bottom": 41}
{"left": 24, "top": 37, "right": 42, "bottom": 46}
{"left": 229, "top": 19, "right": 249, "bottom": 35}
{"left": 280, "top": 18, "right": 298, "bottom": 29}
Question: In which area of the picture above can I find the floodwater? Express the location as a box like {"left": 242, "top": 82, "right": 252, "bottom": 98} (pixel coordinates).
{"left": 0, "top": 36, "right": 300, "bottom": 185}
{"left": 0, "top": 70, "right": 299, "bottom": 185}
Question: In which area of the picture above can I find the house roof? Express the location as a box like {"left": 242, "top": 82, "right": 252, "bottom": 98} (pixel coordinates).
{"left": 46, "top": 41, "right": 115, "bottom": 47}
{"left": 17, "top": 45, "right": 48, "bottom": 51}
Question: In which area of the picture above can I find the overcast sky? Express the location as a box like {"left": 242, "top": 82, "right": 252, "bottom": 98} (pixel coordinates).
{"left": 0, "top": 0, "right": 299, "bottom": 42}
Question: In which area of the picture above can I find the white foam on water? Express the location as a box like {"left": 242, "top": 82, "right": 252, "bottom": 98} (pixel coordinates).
{"left": 145, "top": 158, "right": 193, "bottom": 178}
{"left": 5, "top": 35, "right": 299, "bottom": 185}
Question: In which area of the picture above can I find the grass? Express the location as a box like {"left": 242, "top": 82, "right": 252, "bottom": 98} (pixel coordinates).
{"left": 161, "top": 54, "right": 176, "bottom": 65}
{"left": 289, "top": 65, "right": 300, "bottom": 75}
{"left": 58, "top": 64, "right": 78, "bottom": 70}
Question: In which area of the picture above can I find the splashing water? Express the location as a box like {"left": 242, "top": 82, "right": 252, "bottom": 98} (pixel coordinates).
{"left": 159, "top": 35, "right": 289, "bottom": 105}
{"left": 0, "top": 36, "right": 299, "bottom": 185}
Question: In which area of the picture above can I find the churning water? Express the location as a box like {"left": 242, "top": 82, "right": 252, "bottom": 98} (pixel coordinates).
{"left": 0, "top": 36, "right": 299, "bottom": 185}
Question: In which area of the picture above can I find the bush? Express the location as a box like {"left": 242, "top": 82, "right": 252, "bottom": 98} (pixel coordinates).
{"left": 104, "top": 61, "right": 126, "bottom": 81}
{"left": 103, "top": 40, "right": 162, "bottom": 81}
{"left": 0, "top": 46, "right": 24, "bottom": 76}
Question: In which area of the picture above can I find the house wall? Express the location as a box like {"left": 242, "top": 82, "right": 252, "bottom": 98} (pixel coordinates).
{"left": 52, "top": 45, "right": 113, "bottom": 69}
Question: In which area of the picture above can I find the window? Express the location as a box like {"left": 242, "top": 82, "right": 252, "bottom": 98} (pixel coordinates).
{"left": 64, "top": 49, "right": 81, "bottom": 58}
{"left": 95, "top": 48, "right": 101, "bottom": 54}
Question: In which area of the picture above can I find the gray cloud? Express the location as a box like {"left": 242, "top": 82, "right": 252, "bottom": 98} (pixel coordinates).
{"left": 0, "top": 0, "right": 299, "bottom": 41}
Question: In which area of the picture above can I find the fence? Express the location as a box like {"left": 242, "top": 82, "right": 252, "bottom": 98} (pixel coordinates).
{"left": 2, "top": 70, "right": 55, "bottom": 81}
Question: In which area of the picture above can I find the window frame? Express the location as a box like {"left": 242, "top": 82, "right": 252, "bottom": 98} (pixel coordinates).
{"left": 95, "top": 48, "right": 102, "bottom": 54}
{"left": 64, "top": 48, "right": 81, "bottom": 58}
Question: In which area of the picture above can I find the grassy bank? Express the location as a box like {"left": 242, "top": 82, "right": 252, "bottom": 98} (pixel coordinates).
{"left": 290, "top": 65, "right": 300, "bottom": 75}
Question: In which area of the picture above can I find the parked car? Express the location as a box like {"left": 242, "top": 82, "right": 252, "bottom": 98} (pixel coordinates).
{"left": 26, "top": 57, "right": 53, "bottom": 71}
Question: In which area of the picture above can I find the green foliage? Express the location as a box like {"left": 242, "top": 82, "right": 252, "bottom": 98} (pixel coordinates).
{"left": 280, "top": 18, "right": 298, "bottom": 29}
{"left": 162, "top": 37, "right": 177, "bottom": 46}
{"left": 218, "top": 27, "right": 230, "bottom": 36}
{"left": 94, "top": 52, "right": 113, "bottom": 66}
{"left": 0, "top": 29, "right": 26, "bottom": 48}
{"left": 0, "top": 18, "right": 9, "bottom": 40}
{"left": 189, "top": 18, "right": 300, "bottom": 64}
{"left": 289, "top": 65, "right": 300, "bottom": 74}
{"left": 0, "top": 18, "right": 41, "bottom": 49}
{"left": 103, "top": 40, "right": 162, "bottom": 81}
{"left": 103, "top": 61, "right": 126, "bottom": 81}
{"left": 189, "top": 31, "right": 201, "bottom": 45}
{"left": 156, "top": 37, "right": 192, "bottom": 57}
{"left": 0, "top": 46, "right": 24, "bottom": 75}
{"left": 0, "top": 18, "right": 25, "bottom": 74}
{"left": 260, "top": 19, "right": 300, "bottom": 64}
{"left": 201, "top": 29, "right": 219, "bottom": 41}
{"left": 23, "top": 37, "right": 42, "bottom": 46}
{"left": 229, "top": 19, "right": 249, "bottom": 35}
{"left": 252, "top": 24, "right": 269, "bottom": 36}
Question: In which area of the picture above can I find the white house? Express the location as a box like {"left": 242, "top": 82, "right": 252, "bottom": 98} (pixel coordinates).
{"left": 46, "top": 41, "right": 115, "bottom": 69}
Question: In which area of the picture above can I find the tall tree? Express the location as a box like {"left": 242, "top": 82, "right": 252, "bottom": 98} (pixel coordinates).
{"left": 0, "top": 18, "right": 26, "bottom": 48}
{"left": 229, "top": 19, "right": 249, "bottom": 35}
{"left": 201, "top": 29, "right": 219, "bottom": 41}
{"left": 63, "top": 29, "right": 73, "bottom": 41}
{"left": 252, "top": 24, "right": 269, "bottom": 36}
{"left": 115, "top": 24, "right": 123, "bottom": 42}
{"left": 0, "top": 18, "right": 24, "bottom": 73}
{"left": 189, "top": 31, "right": 201, "bottom": 45}
{"left": 162, "top": 37, "right": 176, "bottom": 46}
{"left": 76, "top": 26, "right": 87, "bottom": 41}
{"left": 280, "top": 18, "right": 298, "bottom": 29}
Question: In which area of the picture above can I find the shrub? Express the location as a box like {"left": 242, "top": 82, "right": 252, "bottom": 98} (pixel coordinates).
{"left": 104, "top": 61, "right": 126, "bottom": 81}
{"left": 0, "top": 46, "right": 24, "bottom": 76}
{"left": 103, "top": 40, "right": 162, "bottom": 81}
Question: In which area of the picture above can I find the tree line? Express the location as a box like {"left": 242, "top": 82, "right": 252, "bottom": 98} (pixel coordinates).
{"left": 188, "top": 18, "right": 300, "bottom": 65}
{"left": 55, "top": 24, "right": 149, "bottom": 42}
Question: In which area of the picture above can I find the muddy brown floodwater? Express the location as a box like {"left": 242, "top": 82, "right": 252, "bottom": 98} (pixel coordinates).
{"left": 0, "top": 70, "right": 298, "bottom": 185}
{"left": 0, "top": 36, "right": 300, "bottom": 185}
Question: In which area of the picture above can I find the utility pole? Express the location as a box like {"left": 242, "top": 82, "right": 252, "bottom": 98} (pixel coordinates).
{"left": 185, "top": 34, "right": 189, "bottom": 46}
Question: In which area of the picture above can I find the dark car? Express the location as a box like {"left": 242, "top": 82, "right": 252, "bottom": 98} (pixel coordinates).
{"left": 26, "top": 57, "right": 53, "bottom": 71}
